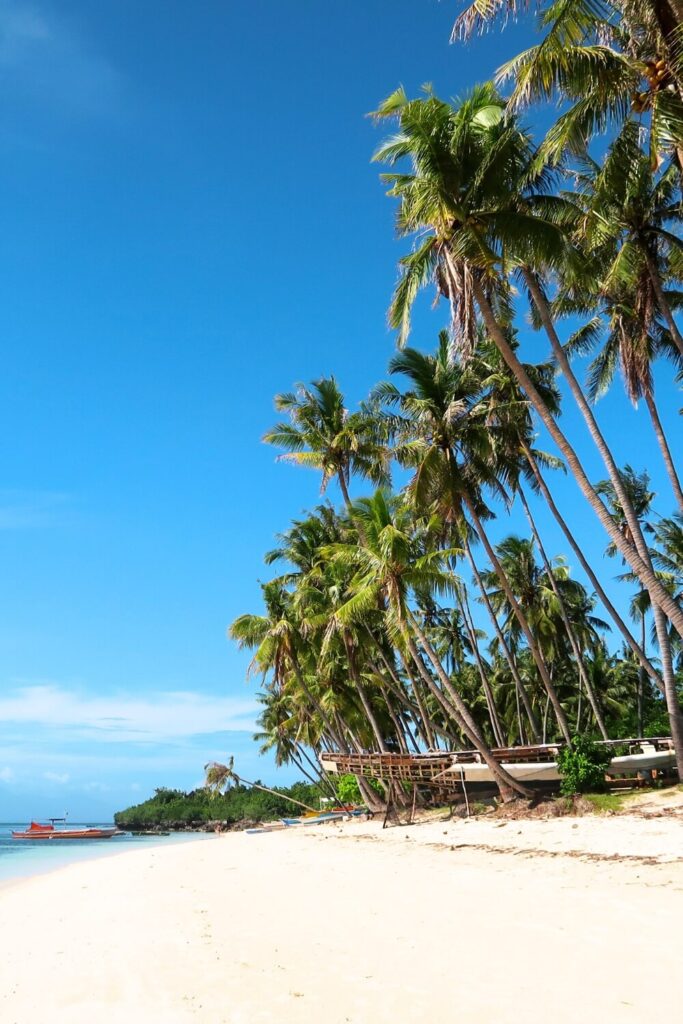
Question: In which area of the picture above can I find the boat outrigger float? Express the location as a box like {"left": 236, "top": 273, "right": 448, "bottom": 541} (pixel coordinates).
{"left": 12, "top": 820, "right": 122, "bottom": 840}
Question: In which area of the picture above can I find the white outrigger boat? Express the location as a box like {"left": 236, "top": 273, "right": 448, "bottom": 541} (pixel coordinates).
{"left": 438, "top": 740, "right": 676, "bottom": 787}
{"left": 319, "top": 739, "right": 676, "bottom": 792}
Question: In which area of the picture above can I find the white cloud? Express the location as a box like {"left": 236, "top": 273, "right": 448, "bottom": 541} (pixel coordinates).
{"left": 0, "top": 766, "right": 14, "bottom": 782}
{"left": 43, "top": 770, "right": 69, "bottom": 784}
{"left": 0, "top": 684, "right": 258, "bottom": 743}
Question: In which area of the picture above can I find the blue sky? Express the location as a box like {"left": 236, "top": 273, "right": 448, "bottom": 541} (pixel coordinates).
{"left": 0, "top": 1, "right": 680, "bottom": 819}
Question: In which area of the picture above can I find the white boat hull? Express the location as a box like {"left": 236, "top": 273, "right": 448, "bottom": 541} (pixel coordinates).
{"left": 444, "top": 749, "right": 677, "bottom": 785}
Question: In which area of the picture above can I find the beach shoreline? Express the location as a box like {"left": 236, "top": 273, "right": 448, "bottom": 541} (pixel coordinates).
{"left": 1, "top": 800, "right": 682, "bottom": 1023}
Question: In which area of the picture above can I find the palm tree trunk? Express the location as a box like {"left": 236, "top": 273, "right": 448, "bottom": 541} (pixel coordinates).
{"left": 472, "top": 272, "right": 683, "bottom": 638}
{"left": 289, "top": 652, "right": 347, "bottom": 752}
{"left": 643, "top": 389, "right": 683, "bottom": 516}
{"left": 515, "top": 272, "right": 683, "bottom": 761}
{"left": 398, "top": 650, "right": 438, "bottom": 748}
{"left": 522, "top": 268, "right": 683, "bottom": 632}
{"left": 297, "top": 744, "right": 341, "bottom": 802}
{"left": 519, "top": 271, "right": 683, "bottom": 759}
{"left": 289, "top": 749, "right": 330, "bottom": 790}
{"left": 455, "top": 584, "right": 506, "bottom": 746}
{"left": 521, "top": 439, "right": 664, "bottom": 691}
{"left": 377, "top": 682, "right": 409, "bottom": 753}
{"left": 232, "top": 774, "right": 320, "bottom": 814}
{"left": 364, "top": 632, "right": 424, "bottom": 751}
{"left": 518, "top": 486, "right": 609, "bottom": 739}
{"left": 372, "top": 667, "right": 422, "bottom": 753}
{"left": 344, "top": 636, "right": 390, "bottom": 753}
{"left": 651, "top": 600, "right": 683, "bottom": 758}
{"left": 405, "top": 635, "right": 473, "bottom": 743}
{"left": 463, "top": 535, "right": 543, "bottom": 742}
{"left": 644, "top": 249, "right": 683, "bottom": 360}
{"left": 638, "top": 614, "right": 646, "bottom": 737}
{"left": 406, "top": 613, "right": 533, "bottom": 799}
{"left": 463, "top": 495, "right": 572, "bottom": 742}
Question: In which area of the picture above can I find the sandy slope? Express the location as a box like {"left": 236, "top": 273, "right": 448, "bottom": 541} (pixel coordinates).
{"left": 1, "top": 806, "right": 682, "bottom": 1024}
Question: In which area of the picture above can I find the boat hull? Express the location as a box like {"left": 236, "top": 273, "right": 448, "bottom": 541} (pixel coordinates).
{"left": 12, "top": 826, "right": 121, "bottom": 840}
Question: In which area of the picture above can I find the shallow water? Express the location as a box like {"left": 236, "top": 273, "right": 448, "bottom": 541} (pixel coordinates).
{"left": 0, "top": 823, "right": 209, "bottom": 883}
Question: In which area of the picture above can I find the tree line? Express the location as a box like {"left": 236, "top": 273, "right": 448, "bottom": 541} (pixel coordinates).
{"left": 231, "top": 1, "right": 683, "bottom": 802}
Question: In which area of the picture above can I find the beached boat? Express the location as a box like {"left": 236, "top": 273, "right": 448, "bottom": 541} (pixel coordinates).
{"left": 437, "top": 741, "right": 676, "bottom": 787}
{"left": 606, "top": 742, "right": 677, "bottom": 778}
{"left": 281, "top": 813, "right": 344, "bottom": 827}
{"left": 245, "top": 813, "right": 345, "bottom": 835}
{"left": 320, "top": 738, "right": 677, "bottom": 792}
{"left": 12, "top": 821, "right": 122, "bottom": 840}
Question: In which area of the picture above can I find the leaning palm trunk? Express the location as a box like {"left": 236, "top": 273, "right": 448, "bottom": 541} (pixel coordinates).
{"left": 643, "top": 249, "right": 683, "bottom": 360}
{"left": 370, "top": 664, "right": 423, "bottom": 753}
{"left": 376, "top": 681, "right": 410, "bottom": 753}
{"left": 398, "top": 649, "right": 445, "bottom": 748}
{"left": 343, "top": 635, "right": 390, "bottom": 753}
{"left": 406, "top": 612, "right": 533, "bottom": 799}
{"left": 296, "top": 743, "right": 341, "bottom": 803}
{"left": 363, "top": 629, "right": 426, "bottom": 751}
{"left": 289, "top": 653, "right": 348, "bottom": 752}
{"left": 651, "top": 600, "right": 683, "bottom": 760}
{"left": 463, "top": 535, "right": 543, "bottom": 743}
{"left": 455, "top": 585, "right": 506, "bottom": 746}
{"left": 518, "top": 486, "right": 609, "bottom": 739}
{"left": 406, "top": 635, "right": 474, "bottom": 743}
{"left": 470, "top": 272, "right": 683, "bottom": 638}
{"left": 463, "top": 496, "right": 572, "bottom": 742}
{"left": 643, "top": 389, "right": 683, "bottom": 517}
{"left": 521, "top": 269, "right": 683, "bottom": 635}
{"left": 471, "top": 271, "right": 683, "bottom": 767}
{"left": 521, "top": 439, "right": 664, "bottom": 691}
{"left": 520, "top": 270, "right": 683, "bottom": 757}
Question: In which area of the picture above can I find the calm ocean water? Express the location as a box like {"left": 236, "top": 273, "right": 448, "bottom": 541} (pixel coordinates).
{"left": 0, "top": 823, "right": 210, "bottom": 883}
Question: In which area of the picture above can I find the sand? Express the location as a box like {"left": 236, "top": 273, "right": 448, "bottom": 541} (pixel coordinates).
{"left": 1, "top": 797, "right": 682, "bottom": 1024}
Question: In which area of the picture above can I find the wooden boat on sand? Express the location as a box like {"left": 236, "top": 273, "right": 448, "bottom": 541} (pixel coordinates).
{"left": 12, "top": 821, "right": 122, "bottom": 840}
{"left": 320, "top": 739, "right": 676, "bottom": 792}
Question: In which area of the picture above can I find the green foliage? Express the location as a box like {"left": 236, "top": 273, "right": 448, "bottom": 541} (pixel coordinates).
{"left": 557, "top": 736, "right": 612, "bottom": 796}
{"left": 334, "top": 773, "right": 381, "bottom": 805}
{"left": 114, "top": 780, "right": 325, "bottom": 829}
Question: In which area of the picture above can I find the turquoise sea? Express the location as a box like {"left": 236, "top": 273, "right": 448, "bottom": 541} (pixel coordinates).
{"left": 0, "top": 823, "right": 210, "bottom": 883}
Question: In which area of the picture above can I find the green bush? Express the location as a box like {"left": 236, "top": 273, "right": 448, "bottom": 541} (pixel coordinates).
{"left": 557, "top": 736, "right": 612, "bottom": 796}
{"left": 334, "top": 773, "right": 382, "bottom": 805}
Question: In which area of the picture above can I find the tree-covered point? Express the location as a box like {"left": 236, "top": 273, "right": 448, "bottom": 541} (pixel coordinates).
{"left": 114, "top": 781, "right": 327, "bottom": 830}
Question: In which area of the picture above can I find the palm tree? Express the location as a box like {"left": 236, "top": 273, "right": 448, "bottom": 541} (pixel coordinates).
{"left": 559, "top": 127, "right": 683, "bottom": 511}
{"left": 229, "top": 579, "right": 347, "bottom": 752}
{"left": 263, "top": 377, "right": 389, "bottom": 511}
{"left": 324, "top": 489, "right": 533, "bottom": 798}
{"left": 480, "top": 536, "right": 607, "bottom": 735}
{"left": 204, "top": 757, "right": 320, "bottom": 814}
{"left": 372, "top": 81, "right": 683, "bottom": 637}
{"left": 453, "top": 1, "right": 683, "bottom": 168}
{"left": 374, "top": 334, "right": 570, "bottom": 738}
{"left": 596, "top": 466, "right": 683, "bottom": 752}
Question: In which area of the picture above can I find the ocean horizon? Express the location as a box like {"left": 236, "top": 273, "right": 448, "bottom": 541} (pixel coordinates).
{"left": 0, "top": 822, "right": 210, "bottom": 884}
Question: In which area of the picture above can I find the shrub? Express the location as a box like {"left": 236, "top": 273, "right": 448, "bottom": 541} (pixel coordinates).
{"left": 557, "top": 736, "right": 612, "bottom": 796}
{"left": 334, "top": 773, "right": 382, "bottom": 805}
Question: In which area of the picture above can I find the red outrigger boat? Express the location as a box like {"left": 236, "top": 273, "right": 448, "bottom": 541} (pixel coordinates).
{"left": 12, "top": 820, "right": 122, "bottom": 840}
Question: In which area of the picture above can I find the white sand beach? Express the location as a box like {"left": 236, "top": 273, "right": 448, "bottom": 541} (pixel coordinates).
{"left": 1, "top": 797, "right": 682, "bottom": 1024}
